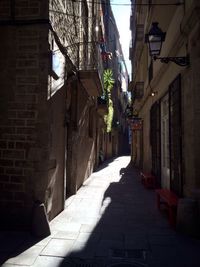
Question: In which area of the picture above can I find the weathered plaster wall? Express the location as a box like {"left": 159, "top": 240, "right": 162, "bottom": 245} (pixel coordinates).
{"left": 66, "top": 81, "right": 97, "bottom": 195}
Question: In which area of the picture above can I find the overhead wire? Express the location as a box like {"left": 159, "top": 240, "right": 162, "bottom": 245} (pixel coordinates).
{"left": 71, "top": 0, "right": 183, "bottom": 6}
{"left": 49, "top": 0, "right": 183, "bottom": 18}
{"left": 49, "top": 0, "right": 183, "bottom": 69}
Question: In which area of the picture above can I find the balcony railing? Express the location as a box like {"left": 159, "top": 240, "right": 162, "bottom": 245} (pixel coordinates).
{"left": 67, "top": 42, "right": 104, "bottom": 96}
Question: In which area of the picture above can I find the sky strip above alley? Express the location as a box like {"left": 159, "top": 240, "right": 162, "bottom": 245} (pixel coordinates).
{"left": 111, "top": 0, "right": 132, "bottom": 77}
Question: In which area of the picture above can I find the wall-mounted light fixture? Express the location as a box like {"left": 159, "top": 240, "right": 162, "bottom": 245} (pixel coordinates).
{"left": 150, "top": 91, "right": 156, "bottom": 97}
{"left": 145, "top": 22, "right": 189, "bottom": 67}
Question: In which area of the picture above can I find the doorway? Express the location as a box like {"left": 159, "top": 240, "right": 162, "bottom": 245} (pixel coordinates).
{"left": 161, "top": 93, "right": 170, "bottom": 189}
{"left": 169, "top": 75, "right": 182, "bottom": 196}
{"left": 150, "top": 101, "right": 161, "bottom": 186}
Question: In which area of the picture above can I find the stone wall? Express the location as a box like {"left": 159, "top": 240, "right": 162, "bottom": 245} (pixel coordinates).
{"left": 0, "top": 0, "right": 104, "bottom": 229}
{"left": 183, "top": 21, "right": 200, "bottom": 195}
{"left": 0, "top": 0, "right": 49, "bottom": 229}
{"left": 130, "top": 1, "right": 200, "bottom": 197}
{"left": 0, "top": 0, "right": 48, "bottom": 20}
{"left": 49, "top": 0, "right": 83, "bottom": 69}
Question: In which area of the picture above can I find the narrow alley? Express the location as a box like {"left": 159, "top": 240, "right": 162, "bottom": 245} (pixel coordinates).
{"left": 1, "top": 156, "right": 200, "bottom": 267}
{"left": 1, "top": 1, "right": 200, "bottom": 266}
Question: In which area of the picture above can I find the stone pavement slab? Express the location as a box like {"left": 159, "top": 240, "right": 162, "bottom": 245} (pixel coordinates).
{"left": 40, "top": 238, "right": 74, "bottom": 257}
{"left": 32, "top": 256, "right": 63, "bottom": 267}
{"left": 52, "top": 231, "right": 79, "bottom": 240}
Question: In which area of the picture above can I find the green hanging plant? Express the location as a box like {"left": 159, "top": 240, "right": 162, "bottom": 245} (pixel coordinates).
{"left": 103, "top": 69, "right": 115, "bottom": 96}
{"left": 103, "top": 69, "right": 115, "bottom": 133}
{"left": 104, "top": 99, "right": 114, "bottom": 133}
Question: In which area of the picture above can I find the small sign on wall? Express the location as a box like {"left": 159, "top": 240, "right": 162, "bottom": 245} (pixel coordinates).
{"left": 130, "top": 118, "right": 143, "bottom": 130}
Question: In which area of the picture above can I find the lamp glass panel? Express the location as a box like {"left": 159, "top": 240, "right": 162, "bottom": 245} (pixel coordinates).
{"left": 149, "top": 35, "right": 161, "bottom": 42}
{"left": 149, "top": 36, "right": 162, "bottom": 56}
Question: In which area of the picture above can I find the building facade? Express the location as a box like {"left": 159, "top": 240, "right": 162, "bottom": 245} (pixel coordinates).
{"left": 101, "top": 0, "right": 130, "bottom": 159}
{"left": 129, "top": 0, "right": 200, "bottom": 201}
{"left": 0, "top": 0, "right": 129, "bottom": 232}
{"left": 0, "top": 0, "right": 106, "bottom": 231}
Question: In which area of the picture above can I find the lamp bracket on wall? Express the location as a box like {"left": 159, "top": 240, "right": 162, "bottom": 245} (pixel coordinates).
{"left": 145, "top": 22, "right": 190, "bottom": 67}
{"left": 153, "top": 55, "right": 190, "bottom": 67}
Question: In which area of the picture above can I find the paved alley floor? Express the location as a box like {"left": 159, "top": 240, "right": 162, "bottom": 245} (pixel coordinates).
{"left": 1, "top": 156, "right": 200, "bottom": 267}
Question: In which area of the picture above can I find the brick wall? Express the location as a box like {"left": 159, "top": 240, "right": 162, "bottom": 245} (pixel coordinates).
{"left": 0, "top": 0, "right": 48, "bottom": 20}
{"left": 0, "top": 1, "right": 49, "bottom": 229}
{"left": 49, "top": 0, "right": 80, "bottom": 66}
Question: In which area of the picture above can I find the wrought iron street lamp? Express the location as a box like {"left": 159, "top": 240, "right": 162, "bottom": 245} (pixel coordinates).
{"left": 145, "top": 22, "right": 189, "bottom": 67}
{"left": 145, "top": 22, "right": 166, "bottom": 56}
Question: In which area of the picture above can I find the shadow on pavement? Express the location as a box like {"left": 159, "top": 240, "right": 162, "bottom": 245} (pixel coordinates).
{"left": 56, "top": 158, "right": 200, "bottom": 267}
{"left": 58, "top": 160, "right": 151, "bottom": 267}
{"left": 0, "top": 231, "right": 49, "bottom": 266}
